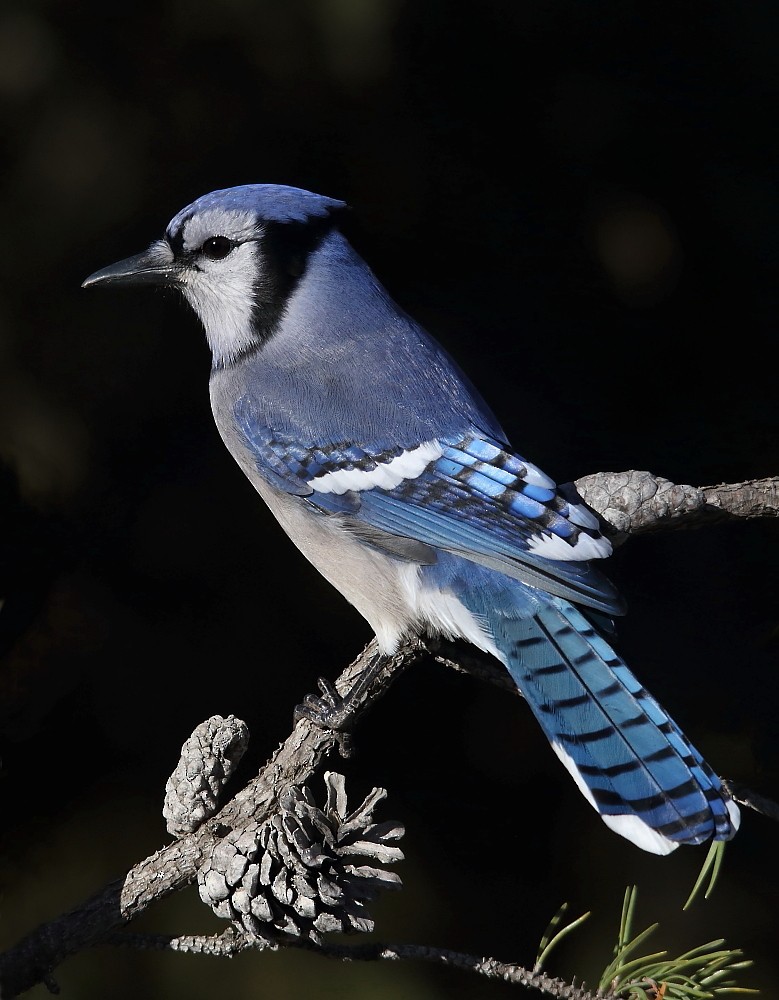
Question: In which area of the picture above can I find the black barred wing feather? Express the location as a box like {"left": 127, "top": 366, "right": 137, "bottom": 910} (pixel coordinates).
{"left": 234, "top": 403, "right": 625, "bottom": 617}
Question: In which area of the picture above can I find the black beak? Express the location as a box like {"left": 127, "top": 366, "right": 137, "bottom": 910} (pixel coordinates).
{"left": 82, "top": 243, "right": 183, "bottom": 289}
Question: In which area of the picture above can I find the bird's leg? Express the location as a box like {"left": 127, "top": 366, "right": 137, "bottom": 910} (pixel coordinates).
{"left": 294, "top": 654, "right": 387, "bottom": 737}
{"left": 294, "top": 639, "right": 426, "bottom": 755}
{"left": 294, "top": 676, "right": 361, "bottom": 757}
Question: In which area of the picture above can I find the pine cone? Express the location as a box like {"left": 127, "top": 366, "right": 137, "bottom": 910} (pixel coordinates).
{"left": 197, "top": 771, "right": 404, "bottom": 944}
{"left": 164, "top": 715, "right": 249, "bottom": 837}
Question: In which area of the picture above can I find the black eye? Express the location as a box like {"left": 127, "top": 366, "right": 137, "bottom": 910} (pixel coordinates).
{"left": 201, "top": 236, "right": 235, "bottom": 260}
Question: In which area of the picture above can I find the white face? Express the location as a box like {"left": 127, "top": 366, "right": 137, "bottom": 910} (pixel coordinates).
{"left": 173, "top": 207, "right": 264, "bottom": 367}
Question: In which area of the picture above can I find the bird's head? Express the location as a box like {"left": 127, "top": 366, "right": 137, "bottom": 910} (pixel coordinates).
{"left": 83, "top": 184, "right": 347, "bottom": 368}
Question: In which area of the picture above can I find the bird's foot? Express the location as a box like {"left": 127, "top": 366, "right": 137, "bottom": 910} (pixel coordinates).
{"left": 294, "top": 677, "right": 356, "bottom": 757}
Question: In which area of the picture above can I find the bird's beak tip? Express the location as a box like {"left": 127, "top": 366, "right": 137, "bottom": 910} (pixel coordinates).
{"left": 81, "top": 245, "right": 178, "bottom": 290}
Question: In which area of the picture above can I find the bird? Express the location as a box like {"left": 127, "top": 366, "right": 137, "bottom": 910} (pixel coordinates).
{"left": 83, "top": 183, "right": 740, "bottom": 855}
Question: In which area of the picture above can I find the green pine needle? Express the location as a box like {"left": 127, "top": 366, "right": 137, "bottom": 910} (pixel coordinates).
{"left": 684, "top": 841, "right": 728, "bottom": 911}
{"left": 534, "top": 881, "right": 757, "bottom": 998}
{"left": 534, "top": 901, "right": 591, "bottom": 972}
{"left": 600, "top": 886, "right": 758, "bottom": 998}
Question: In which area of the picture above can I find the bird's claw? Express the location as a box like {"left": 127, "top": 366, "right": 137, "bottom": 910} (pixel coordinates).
{"left": 294, "top": 677, "right": 356, "bottom": 757}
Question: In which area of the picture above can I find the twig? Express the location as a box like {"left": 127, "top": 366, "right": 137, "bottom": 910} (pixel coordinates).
{"left": 102, "top": 928, "right": 603, "bottom": 999}
{"left": 722, "top": 779, "right": 779, "bottom": 823}
{"left": 102, "top": 927, "right": 256, "bottom": 956}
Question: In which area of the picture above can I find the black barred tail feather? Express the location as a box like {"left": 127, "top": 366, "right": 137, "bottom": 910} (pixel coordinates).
{"left": 492, "top": 598, "right": 740, "bottom": 854}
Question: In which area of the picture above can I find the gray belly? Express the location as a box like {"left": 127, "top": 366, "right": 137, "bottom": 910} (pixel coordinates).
{"left": 209, "top": 372, "right": 420, "bottom": 651}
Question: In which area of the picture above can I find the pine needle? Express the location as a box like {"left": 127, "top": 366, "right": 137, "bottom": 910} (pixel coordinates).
{"left": 683, "top": 841, "right": 727, "bottom": 911}
{"left": 599, "top": 885, "right": 758, "bottom": 998}
{"left": 534, "top": 901, "right": 591, "bottom": 972}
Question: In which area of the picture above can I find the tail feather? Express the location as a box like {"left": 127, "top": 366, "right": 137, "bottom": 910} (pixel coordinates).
{"left": 490, "top": 597, "right": 739, "bottom": 854}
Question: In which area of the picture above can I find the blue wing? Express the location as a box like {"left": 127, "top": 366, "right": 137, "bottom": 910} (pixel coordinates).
{"left": 234, "top": 397, "right": 625, "bottom": 616}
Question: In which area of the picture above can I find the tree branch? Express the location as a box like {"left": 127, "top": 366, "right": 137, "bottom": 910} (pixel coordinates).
{"left": 0, "top": 640, "right": 427, "bottom": 997}
{"left": 102, "top": 928, "right": 602, "bottom": 999}
{"left": 2, "top": 470, "right": 777, "bottom": 997}
{"left": 575, "top": 470, "right": 779, "bottom": 543}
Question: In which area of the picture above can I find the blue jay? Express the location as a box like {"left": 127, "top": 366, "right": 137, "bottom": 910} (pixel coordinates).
{"left": 83, "top": 183, "right": 740, "bottom": 855}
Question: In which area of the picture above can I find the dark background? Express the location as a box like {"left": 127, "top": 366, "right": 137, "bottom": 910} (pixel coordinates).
{"left": 1, "top": 2, "right": 778, "bottom": 997}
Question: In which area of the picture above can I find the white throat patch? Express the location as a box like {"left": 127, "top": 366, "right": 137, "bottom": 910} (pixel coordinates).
{"left": 180, "top": 240, "right": 261, "bottom": 366}
{"left": 173, "top": 208, "right": 264, "bottom": 367}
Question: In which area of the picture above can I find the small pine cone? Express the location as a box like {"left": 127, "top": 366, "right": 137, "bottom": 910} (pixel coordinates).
{"left": 197, "top": 771, "right": 404, "bottom": 944}
{"left": 164, "top": 715, "right": 249, "bottom": 837}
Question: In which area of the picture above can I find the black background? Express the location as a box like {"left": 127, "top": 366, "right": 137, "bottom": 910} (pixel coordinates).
{"left": 1, "top": 3, "right": 778, "bottom": 997}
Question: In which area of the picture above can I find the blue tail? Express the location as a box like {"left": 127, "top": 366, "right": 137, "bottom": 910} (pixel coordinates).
{"left": 456, "top": 572, "right": 739, "bottom": 854}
